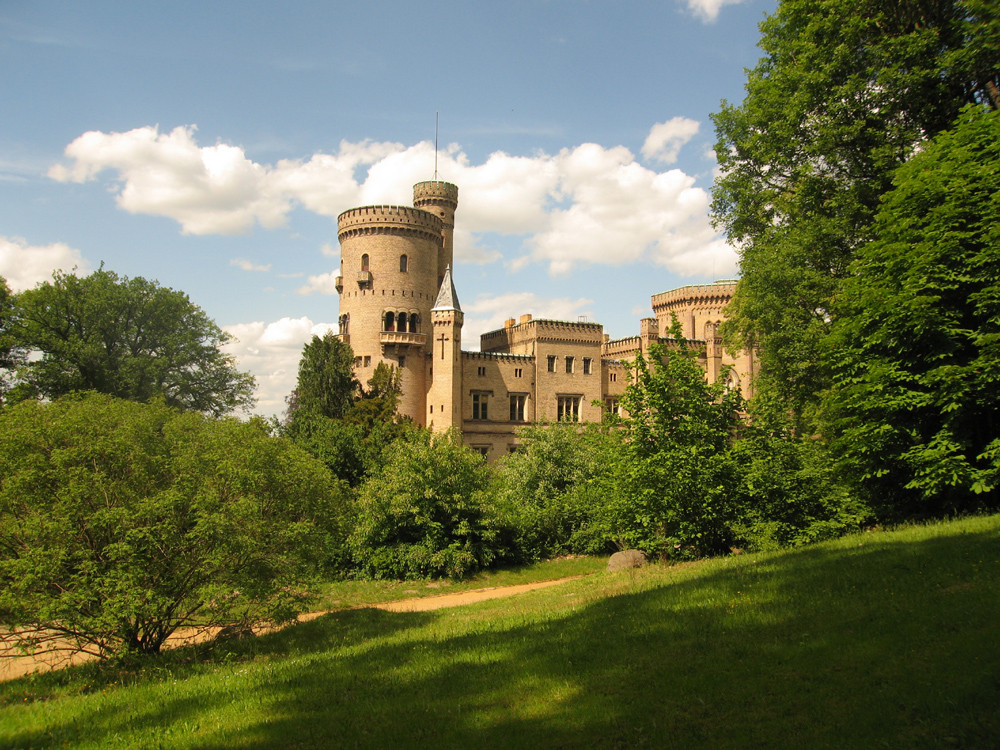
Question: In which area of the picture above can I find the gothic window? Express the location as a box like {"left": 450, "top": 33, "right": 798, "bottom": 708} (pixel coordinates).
{"left": 361, "top": 254, "right": 370, "bottom": 272}
{"left": 339, "top": 313, "right": 350, "bottom": 335}
{"left": 384, "top": 311, "right": 395, "bottom": 332}
{"left": 557, "top": 395, "right": 581, "bottom": 422}
{"left": 398, "top": 312, "right": 408, "bottom": 332}
{"left": 409, "top": 314, "right": 419, "bottom": 333}
{"left": 400, "top": 254, "right": 408, "bottom": 272}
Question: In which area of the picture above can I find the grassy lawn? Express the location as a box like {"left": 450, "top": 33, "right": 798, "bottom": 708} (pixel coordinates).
{"left": 2, "top": 515, "right": 998, "bottom": 749}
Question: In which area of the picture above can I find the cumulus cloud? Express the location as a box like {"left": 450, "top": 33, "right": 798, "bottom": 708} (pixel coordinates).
{"left": 230, "top": 258, "right": 272, "bottom": 272}
{"left": 680, "top": 0, "right": 748, "bottom": 23}
{"left": 0, "top": 236, "right": 92, "bottom": 292}
{"left": 296, "top": 271, "right": 340, "bottom": 296}
{"left": 642, "top": 118, "right": 700, "bottom": 164}
{"left": 50, "top": 123, "right": 735, "bottom": 278}
{"left": 222, "top": 317, "right": 336, "bottom": 418}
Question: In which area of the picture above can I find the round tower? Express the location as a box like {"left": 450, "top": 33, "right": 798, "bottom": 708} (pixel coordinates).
{"left": 413, "top": 180, "right": 458, "bottom": 288}
{"left": 335, "top": 182, "right": 458, "bottom": 424}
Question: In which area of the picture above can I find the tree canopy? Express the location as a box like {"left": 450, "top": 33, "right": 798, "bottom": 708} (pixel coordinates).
{"left": 824, "top": 105, "right": 1000, "bottom": 519}
{"left": 12, "top": 268, "right": 255, "bottom": 416}
{"left": 284, "top": 331, "right": 357, "bottom": 423}
{"left": 0, "top": 277, "right": 25, "bottom": 405}
{"left": 712, "top": 0, "right": 1000, "bottom": 421}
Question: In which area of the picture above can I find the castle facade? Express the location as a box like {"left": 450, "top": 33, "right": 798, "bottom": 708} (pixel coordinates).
{"left": 335, "top": 181, "right": 755, "bottom": 460}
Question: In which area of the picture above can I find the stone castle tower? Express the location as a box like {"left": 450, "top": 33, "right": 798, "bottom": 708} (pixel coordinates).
{"left": 335, "top": 181, "right": 459, "bottom": 426}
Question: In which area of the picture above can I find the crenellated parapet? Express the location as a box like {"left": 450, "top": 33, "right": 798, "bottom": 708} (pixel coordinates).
{"left": 651, "top": 279, "right": 737, "bottom": 311}
{"left": 337, "top": 205, "right": 444, "bottom": 244}
{"left": 413, "top": 180, "right": 458, "bottom": 211}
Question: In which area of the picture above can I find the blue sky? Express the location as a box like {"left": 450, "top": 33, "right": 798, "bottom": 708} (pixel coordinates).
{"left": 0, "top": 0, "right": 775, "bottom": 416}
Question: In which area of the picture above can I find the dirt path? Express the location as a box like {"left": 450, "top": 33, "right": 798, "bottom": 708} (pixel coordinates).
{"left": 1, "top": 575, "right": 586, "bottom": 682}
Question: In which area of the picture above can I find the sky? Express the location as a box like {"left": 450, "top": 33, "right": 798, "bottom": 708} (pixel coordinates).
{"left": 0, "top": 0, "right": 776, "bottom": 418}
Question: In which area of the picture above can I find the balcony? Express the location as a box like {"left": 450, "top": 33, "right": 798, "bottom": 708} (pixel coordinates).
{"left": 357, "top": 270, "right": 372, "bottom": 286}
{"left": 379, "top": 331, "right": 427, "bottom": 347}
{"left": 335, "top": 275, "right": 343, "bottom": 293}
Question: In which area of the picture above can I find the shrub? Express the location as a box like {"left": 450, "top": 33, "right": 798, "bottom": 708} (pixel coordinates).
{"left": 0, "top": 393, "right": 350, "bottom": 657}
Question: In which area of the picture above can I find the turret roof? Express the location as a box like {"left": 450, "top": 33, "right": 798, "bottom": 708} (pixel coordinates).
{"left": 432, "top": 264, "right": 461, "bottom": 312}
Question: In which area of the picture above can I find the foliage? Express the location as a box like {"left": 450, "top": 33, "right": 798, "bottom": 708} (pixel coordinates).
{"left": 0, "top": 276, "right": 25, "bottom": 406}
{"left": 284, "top": 332, "right": 357, "bottom": 423}
{"left": 490, "top": 422, "right": 621, "bottom": 561}
{"left": 11, "top": 268, "right": 255, "bottom": 416}
{"left": 349, "top": 430, "right": 498, "bottom": 579}
{"left": 824, "top": 105, "right": 1000, "bottom": 520}
{"left": 729, "top": 390, "right": 868, "bottom": 551}
{"left": 712, "top": 0, "right": 1000, "bottom": 424}
{"left": 0, "top": 393, "right": 350, "bottom": 657}
{"left": 604, "top": 323, "right": 744, "bottom": 558}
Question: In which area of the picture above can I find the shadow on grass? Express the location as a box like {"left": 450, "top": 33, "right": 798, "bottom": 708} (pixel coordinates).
{"left": 3, "top": 525, "right": 999, "bottom": 749}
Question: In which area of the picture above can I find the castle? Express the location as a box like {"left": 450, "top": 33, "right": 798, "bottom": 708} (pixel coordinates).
{"left": 334, "top": 181, "right": 755, "bottom": 460}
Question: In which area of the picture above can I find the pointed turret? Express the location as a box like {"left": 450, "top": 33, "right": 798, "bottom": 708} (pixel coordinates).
{"left": 432, "top": 264, "right": 461, "bottom": 311}
{"left": 427, "top": 264, "right": 463, "bottom": 433}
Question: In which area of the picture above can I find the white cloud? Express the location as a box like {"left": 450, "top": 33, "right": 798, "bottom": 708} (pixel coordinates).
{"left": 296, "top": 271, "right": 340, "bottom": 296}
{"left": 230, "top": 258, "right": 272, "bottom": 272}
{"left": 0, "top": 236, "right": 92, "bottom": 292}
{"left": 222, "top": 317, "right": 336, "bottom": 418}
{"left": 50, "top": 124, "right": 735, "bottom": 278}
{"left": 680, "top": 0, "right": 748, "bottom": 23}
{"left": 642, "top": 118, "right": 700, "bottom": 164}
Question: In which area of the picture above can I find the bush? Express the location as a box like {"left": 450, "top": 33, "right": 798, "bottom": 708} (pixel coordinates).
{"left": 349, "top": 430, "right": 498, "bottom": 579}
{"left": 0, "top": 393, "right": 350, "bottom": 657}
{"left": 491, "top": 422, "right": 620, "bottom": 561}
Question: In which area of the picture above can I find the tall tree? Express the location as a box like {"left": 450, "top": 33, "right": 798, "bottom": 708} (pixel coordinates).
{"left": 284, "top": 332, "right": 358, "bottom": 423}
{"left": 712, "top": 0, "right": 1000, "bottom": 421}
{"left": 12, "top": 268, "right": 254, "bottom": 416}
{"left": 824, "top": 106, "right": 1000, "bottom": 519}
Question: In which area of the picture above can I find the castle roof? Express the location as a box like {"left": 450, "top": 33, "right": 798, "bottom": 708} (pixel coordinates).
{"left": 431, "top": 264, "right": 461, "bottom": 312}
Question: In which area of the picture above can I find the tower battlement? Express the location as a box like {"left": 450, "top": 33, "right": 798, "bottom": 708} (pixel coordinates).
{"left": 337, "top": 205, "right": 444, "bottom": 242}
{"left": 413, "top": 180, "right": 459, "bottom": 207}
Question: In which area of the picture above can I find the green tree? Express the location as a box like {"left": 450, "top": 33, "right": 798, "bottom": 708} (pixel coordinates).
{"left": 350, "top": 430, "right": 498, "bottom": 579}
{"left": 0, "top": 393, "right": 350, "bottom": 657}
{"left": 0, "top": 277, "right": 25, "bottom": 406}
{"left": 712, "top": 0, "right": 1000, "bottom": 423}
{"left": 284, "top": 332, "right": 358, "bottom": 423}
{"left": 12, "top": 268, "right": 255, "bottom": 416}
{"left": 604, "top": 323, "right": 744, "bottom": 558}
{"left": 824, "top": 105, "right": 1000, "bottom": 520}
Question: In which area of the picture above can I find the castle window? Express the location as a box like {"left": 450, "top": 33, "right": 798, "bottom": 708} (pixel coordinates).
{"left": 478, "top": 366, "right": 486, "bottom": 377}
{"left": 363, "top": 356, "right": 371, "bottom": 367}
{"left": 400, "top": 254, "right": 408, "bottom": 272}
{"left": 399, "top": 356, "right": 406, "bottom": 368}
{"left": 565, "top": 356, "right": 574, "bottom": 374}
{"left": 398, "top": 312, "right": 408, "bottom": 331}
{"left": 361, "top": 254, "right": 370, "bottom": 272}
{"left": 557, "top": 395, "right": 581, "bottom": 422}
{"left": 514, "top": 368, "right": 522, "bottom": 378}
{"left": 409, "top": 314, "right": 419, "bottom": 333}
{"left": 339, "top": 313, "right": 350, "bottom": 335}
{"left": 547, "top": 355, "right": 556, "bottom": 373}
{"left": 610, "top": 372, "right": 618, "bottom": 383}
{"left": 509, "top": 394, "right": 526, "bottom": 422}
{"left": 604, "top": 397, "right": 620, "bottom": 416}
{"left": 583, "top": 357, "right": 592, "bottom": 375}
{"left": 472, "top": 392, "right": 489, "bottom": 421}
{"left": 384, "top": 312, "right": 395, "bottom": 332}
{"left": 472, "top": 445, "right": 489, "bottom": 457}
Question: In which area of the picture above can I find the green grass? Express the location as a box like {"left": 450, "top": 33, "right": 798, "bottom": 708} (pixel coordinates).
{"left": 2, "top": 515, "right": 999, "bottom": 749}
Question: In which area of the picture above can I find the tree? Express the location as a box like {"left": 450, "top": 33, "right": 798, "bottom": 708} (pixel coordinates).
{"left": 712, "top": 0, "right": 1000, "bottom": 423}
{"left": 349, "top": 430, "right": 498, "bottom": 579}
{"left": 604, "top": 322, "right": 744, "bottom": 558}
{"left": 0, "top": 277, "right": 25, "bottom": 406}
{"left": 12, "top": 268, "right": 255, "bottom": 416}
{"left": 824, "top": 105, "right": 1000, "bottom": 520}
{"left": 284, "top": 332, "right": 358, "bottom": 423}
{"left": 0, "top": 393, "right": 350, "bottom": 657}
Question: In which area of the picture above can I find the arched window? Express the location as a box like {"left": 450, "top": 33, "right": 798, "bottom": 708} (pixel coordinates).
{"left": 339, "top": 313, "right": 349, "bottom": 335}
{"left": 361, "top": 254, "right": 370, "bottom": 272}
{"left": 409, "top": 313, "right": 419, "bottom": 333}
{"left": 400, "top": 254, "right": 408, "bottom": 272}
{"left": 398, "top": 312, "right": 408, "bottom": 332}
{"left": 384, "top": 311, "right": 395, "bottom": 332}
